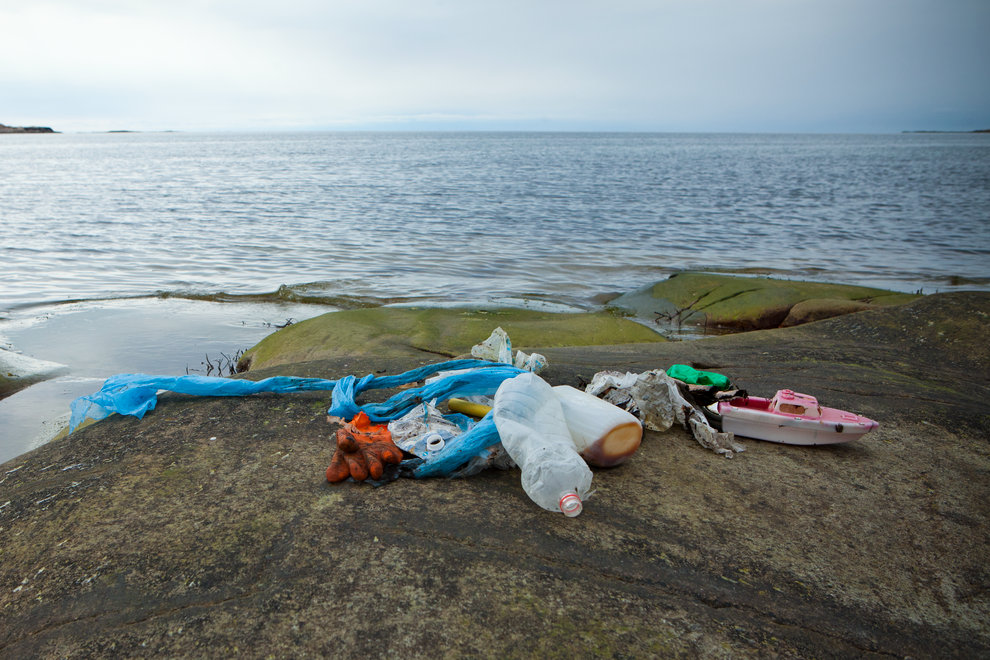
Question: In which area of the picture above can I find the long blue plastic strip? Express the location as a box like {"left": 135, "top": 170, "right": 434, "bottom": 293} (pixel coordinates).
{"left": 69, "top": 360, "right": 523, "bottom": 479}
{"left": 69, "top": 374, "right": 342, "bottom": 432}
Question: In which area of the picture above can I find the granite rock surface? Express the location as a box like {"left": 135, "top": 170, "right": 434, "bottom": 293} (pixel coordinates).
{"left": 1, "top": 292, "right": 987, "bottom": 658}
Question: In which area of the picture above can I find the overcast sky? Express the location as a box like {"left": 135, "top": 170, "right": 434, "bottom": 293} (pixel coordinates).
{"left": 2, "top": 0, "right": 988, "bottom": 133}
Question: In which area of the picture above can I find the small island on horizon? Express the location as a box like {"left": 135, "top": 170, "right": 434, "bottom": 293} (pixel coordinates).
{"left": 0, "top": 122, "right": 58, "bottom": 134}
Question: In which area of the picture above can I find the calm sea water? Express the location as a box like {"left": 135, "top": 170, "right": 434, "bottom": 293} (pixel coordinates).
{"left": 3, "top": 131, "right": 989, "bottom": 310}
{"left": 1, "top": 131, "right": 989, "bottom": 462}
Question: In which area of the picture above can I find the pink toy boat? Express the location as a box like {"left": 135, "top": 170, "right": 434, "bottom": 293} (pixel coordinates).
{"left": 716, "top": 389, "right": 878, "bottom": 445}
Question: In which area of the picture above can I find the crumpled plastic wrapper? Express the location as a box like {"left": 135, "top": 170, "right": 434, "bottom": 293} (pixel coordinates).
{"left": 388, "top": 400, "right": 516, "bottom": 477}
{"left": 448, "top": 444, "right": 515, "bottom": 478}
{"left": 471, "top": 327, "right": 514, "bottom": 364}
{"left": 471, "top": 326, "right": 547, "bottom": 374}
{"left": 586, "top": 369, "right": 744, "bottom": 458}
{"left": 513, "top": 350, "right": 547, "bottom": 373}
{"left": 387, "top": 401, "right": 469, "bottom": 458}
{"left": 687, "top": 418, "right": 744, "bottom": 458}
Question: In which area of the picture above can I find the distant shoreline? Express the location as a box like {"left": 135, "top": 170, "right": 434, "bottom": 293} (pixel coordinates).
{"left": 2, "top": 123, "right": 987, "bottom": 135}
{"left": 0, "top": 123, "right": 58, "bottom": 134}
{"left": 902, "top": 128, "right": 990, "bottom": 134}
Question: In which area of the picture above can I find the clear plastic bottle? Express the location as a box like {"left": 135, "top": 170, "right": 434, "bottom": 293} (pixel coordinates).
{"left": 492, "top": 373, "right": 593, "bottom": 516}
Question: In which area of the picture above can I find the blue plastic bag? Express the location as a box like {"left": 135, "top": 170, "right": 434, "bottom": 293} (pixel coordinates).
{"left": 69, "top": 359, "right": 524, "bottom": 478}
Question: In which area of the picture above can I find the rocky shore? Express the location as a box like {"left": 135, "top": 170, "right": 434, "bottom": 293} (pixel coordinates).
{"left": 1, "top": 276, "right": 987, "bottom": 657}
{"left": 0, "top": 350, "right": 68, "bottom": 400}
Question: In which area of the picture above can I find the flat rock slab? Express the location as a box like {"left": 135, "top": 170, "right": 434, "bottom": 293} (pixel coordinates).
{"left": 1, "top": 293, "right": 987, "bottom": 658}
{"left": 238, "top": 306, "right": 664, "bottom": 371}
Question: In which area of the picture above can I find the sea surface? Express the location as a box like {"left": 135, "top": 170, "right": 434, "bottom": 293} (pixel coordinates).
{"left": 2, "top": 131, "right": 989, "bottom": 462}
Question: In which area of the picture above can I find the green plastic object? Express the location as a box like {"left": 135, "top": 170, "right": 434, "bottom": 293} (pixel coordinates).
{"left": 666, "top": 364, "right": 732, "bottom": 389}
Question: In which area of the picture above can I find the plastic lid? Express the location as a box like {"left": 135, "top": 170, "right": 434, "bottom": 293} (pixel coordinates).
{"left": 425, "top": 433, "right": 445, "bottom": 452}
{"left": 558, "top": 492, "right": 583, "bottom": 517}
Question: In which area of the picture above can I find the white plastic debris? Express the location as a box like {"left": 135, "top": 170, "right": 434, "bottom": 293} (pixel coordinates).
{"left": 513, "top": 350, "right": 548, "bottom": 373}
{"left": 586, "top": 369, "right": 744, "bottom": 458}
{"left": 493, "top": 373, "right": 593, "bottom": 516}
{"left": 471, "top": 327, "right": 547, "bottom": 374}
{"left": 471, "top": 327, "right": 513, "bottom": 364}
{"left": 387, "top": 401, "right": 468, "bottom": 458}
{"left": 552, "top": 385, "right": 642, "bottom": 467}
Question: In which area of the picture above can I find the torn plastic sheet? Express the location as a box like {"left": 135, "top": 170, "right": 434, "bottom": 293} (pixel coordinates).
{"left": 586, "top": 369, "right": 744, "bottom": 458}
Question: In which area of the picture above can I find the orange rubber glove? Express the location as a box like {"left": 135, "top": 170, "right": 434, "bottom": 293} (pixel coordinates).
{"left": 326, "top": 411, "right": 403, "bottom": 483}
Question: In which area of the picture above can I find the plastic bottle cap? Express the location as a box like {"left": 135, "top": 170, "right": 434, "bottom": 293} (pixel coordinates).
{"left": 425, "top": 433, "right": 445, "bottom": 452}
{"left": 559, "top": 492, "right": 583, "bottom": 517}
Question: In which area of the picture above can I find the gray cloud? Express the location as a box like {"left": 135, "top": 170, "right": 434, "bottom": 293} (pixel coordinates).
{"left": 2, "top": 0, "right": 987, "bottom": 132}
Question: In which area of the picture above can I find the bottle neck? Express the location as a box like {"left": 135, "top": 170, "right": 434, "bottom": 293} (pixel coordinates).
{"left": 558, "top": 492, "right": 583, "bottom": 517}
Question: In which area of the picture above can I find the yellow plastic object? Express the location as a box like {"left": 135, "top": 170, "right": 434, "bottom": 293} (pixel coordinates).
{"left": 447, "top": 398, "right": 493, "bottom": 418}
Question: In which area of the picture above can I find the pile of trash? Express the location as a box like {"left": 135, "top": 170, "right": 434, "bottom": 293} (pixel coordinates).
{"left": 69, "top": 327, "right": 749, "bottom": 518}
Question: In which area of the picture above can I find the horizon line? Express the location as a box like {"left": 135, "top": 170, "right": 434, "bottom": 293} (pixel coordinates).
{"left": 8, "top": 126, "right": 990, "bottom": 136}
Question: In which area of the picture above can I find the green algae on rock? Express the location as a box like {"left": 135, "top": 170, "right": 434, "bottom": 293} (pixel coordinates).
{"left": 237, "top": 307, "right": 664, "bottom": 372}
{"left": 611, "top": 272, "right": 920, "bottom": 331}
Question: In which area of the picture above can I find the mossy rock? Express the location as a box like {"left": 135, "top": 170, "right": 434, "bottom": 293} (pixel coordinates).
{"left": 611, "top": 272, "right": 920, "bottom": 331}
{"left": 238, "top": 307, "right": 664, "bottom": 371}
